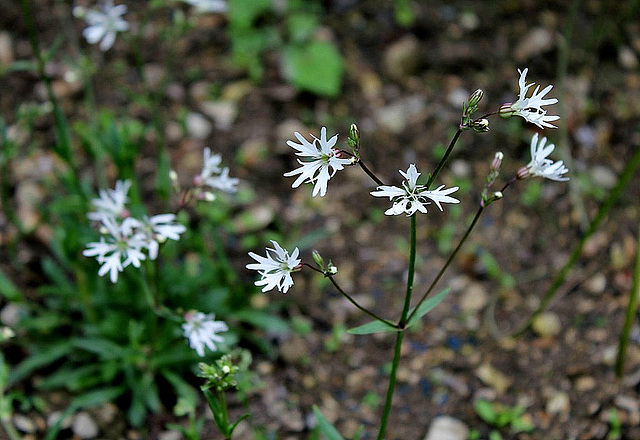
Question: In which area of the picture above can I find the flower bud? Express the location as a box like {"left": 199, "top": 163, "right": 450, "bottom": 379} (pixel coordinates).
{"left": 327, "top": 264, "right": 338, "bottom": 275}
{"left": 468, "top": 89, "right": 484, "bottom": 107}
{"left": 491, "top": 152, "right": 504, "bottom": 172}
{"left": 471, "top": 118, "right": 490, "bottom": 133}
{"left": 169, "top": 169, "right": 179, "bottom": 183}
{"left": 516, "top": 166, "right": 531, "bottom": 180}
{"left": 349, "top": 123, "right": 360, "bottom": 142}
{"left": 348, "top": 123, "right": 360, "bottom": 152}
{"left": 199, "top": 191, "right": 216, "bottom": 202}
{"left": 312, "top": 250, "right": 325, "bottom": 269}
{"left": 499, "top": 103, "right": 517, "bottom": 119}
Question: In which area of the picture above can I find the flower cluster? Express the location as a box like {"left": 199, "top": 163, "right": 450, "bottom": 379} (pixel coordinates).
{"left": 182, "top": 311, "right": 228, "bottom": 357}
{"left": 370, "top": 164, "right": 460, "bottom": 216}
{"left": 283, "top": 127, "right": 353, "bottom": 197}
{"left": 83, "top": 180, "right": 186, "bottom": 283}
{"left": 74, "top": 0, "right": 129, "bottom": 51}
{"left": 501, "top": 68, "right": 559, "bottom": 129}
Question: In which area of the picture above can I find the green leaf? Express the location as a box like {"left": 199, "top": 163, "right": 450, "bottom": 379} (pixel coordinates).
{"left": 282, "top": 41, "right": 344, "bottom": 97}
{"left": 474, "top": 399, "right": 497, "bottom": 424}
{"left": 70, "top": 337, "right": 126, "bottom": 360}
{"left": 287, "top": 12, "right": 319, "bottom": 43}
{"left": 0, "top": 269, "right": 22, "bottom": 302}
{"left": 347, "top": 320, "right": 398, "bottom": 335}
{"left": 312, "top": 405, "right": 344, "bottom": 440}
{"left": 406, "top": 287, "right": 451, "bottom": 328}
{"left": 232, "top": 310, "right": 290, "bottom": 334}
{"left": 9, "top": 342, "right": 73, "bottom": 386}
{"left": 228, "top": 0, "right": 272, "bottom": 28}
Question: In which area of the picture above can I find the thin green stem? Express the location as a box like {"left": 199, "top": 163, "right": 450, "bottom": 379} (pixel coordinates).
{"left": 358, "top": 159, "right": 385, "bottom": 186}
{"left": 217, "top": 389, "right": 231, "bottom": 439}
{"left": 513, "top": 145, "right": 640, "bottom": 337}
{"left": 327, "top": 271, "right": 397, "bottom": 329}
{"left": 376, "top": 330, "right": 404, "bottom": 440}
{"left": 616, "top": 218, "right": 640, "bottom": 378}
{"left": 377, "top": 214, "right": 417, "bottom": 439}
{"left": 426, "top": 128, "right": 462, "bottom": 190}
{"left": 407, "top": 206, "right": 485, "bottom": 324}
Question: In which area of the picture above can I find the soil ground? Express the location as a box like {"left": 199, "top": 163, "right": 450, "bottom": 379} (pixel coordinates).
{"left": 2, "top": 1, "right": 640, "bottom": 439}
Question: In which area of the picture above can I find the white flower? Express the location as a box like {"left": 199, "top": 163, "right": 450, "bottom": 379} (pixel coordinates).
{"left": 506, "top": 68, "right": 560, "bottom": 129}
{"left": 79, "top": 0, "right": 129, "bottom": 51}
{"left": 246, "top": 240, "right": 301, "bottom": 293}
{"left": 205, "top": 167, "right": 239, "bottom": 193}
{"left": 182, "top": 312, "right": 228, "bottom": 357}
{"left": 525, "top": 133, "right": 569, "bottom": 181}
{"left": 88, "top": 179, "right": 131, "bottom": 221}
{"left": 194, "top": 148, "right": 239, "bottom": 194}
{"left": 370, "top": 164, "right": 460, "bottom": 216}
{"left": 200, "top": 147, "right": 223, "bottom": 181}
{"left": 182, "top": 0, "right": 227, "bottom": 13}
{"left": 284, "top": 127, "right": 353, "bottom": 197}
{"left": 126, "top": 214, "right": 187, "bottom": 260}
{"left": 83, "top": 213, "right": 147, "bottom": 283}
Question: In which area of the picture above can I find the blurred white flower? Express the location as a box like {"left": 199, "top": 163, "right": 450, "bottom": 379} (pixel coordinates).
{"left": 83, "top": 213, "right": 146, "bottom": 283}
{"left": 503, "top": 68, "right": 559, "bottom": 129}
{"left": 126, "top": 214, "right": 187, "bottom": 260}
{"left": 246, "top": 240, "right": 301, "bottom": 293}
{"left": 182, "top": 312, "right": 228, "bottom": 357}
{"left": 78, "top": 0, "right": 129, "bottom": 51}
{"left": 194, "top": 148, "right": 239, "bottom": 194}
{"left": 88, "top": 179, "right": 131, "bottom": 221}
{"left": 182, "top": 0, "right": 227, "bottom": 13}
{"left": 205, "top": 167, "right": 239, "bottom": 193}
{"left": 370, "top": 164, "right": 460, "bottom": 216}
{"left": 284, "top": 127, "right": 353, "bottom": 197}
{"left": 525, "top": 133, "right": 569, "bottom": 181}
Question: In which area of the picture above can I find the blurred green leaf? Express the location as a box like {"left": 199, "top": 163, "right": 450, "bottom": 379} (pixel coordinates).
{"left": 0, "top": 269, "right": 22, "bottom": 302}
{"left": 282, "top": 41, "right": 344, "bottom": 97}
{"left": 232, "top": 309, "right": 290, "bottom": 334}
{"left": 9, "top": 342, "right": 73, "bottom": 386}
{"left": 312, "top": 405, "right": 344, "bottom": 440}
{"left": 287, "top": 12, "right": 319, "bottom": 43}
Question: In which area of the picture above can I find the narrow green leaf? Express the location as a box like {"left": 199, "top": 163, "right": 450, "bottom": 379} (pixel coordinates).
{"left": 347, "top": 319, "right": 398, "bottom": 335}
{"left": 406, "top": 287, "right": 450, "bottom": 328}
{"left": 0, "top": 269, "right": 22, "bottom": 302}
{"left": 312, "top": 405, "right": 344, "bottom": 440}
{"left": 232, "top": 310, "right": 290, "bottom": 334}
{"left": 70, "top": 337, "right": 126, "bottom": 360}
{"left": 8, "top": 342, "right": 73, "bottom": 386}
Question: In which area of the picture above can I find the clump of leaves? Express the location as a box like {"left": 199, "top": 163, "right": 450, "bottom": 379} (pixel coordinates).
{"left": 470, "top": 399, "right": 534, "bottom": 440}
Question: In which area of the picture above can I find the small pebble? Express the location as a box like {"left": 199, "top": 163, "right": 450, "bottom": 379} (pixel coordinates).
{"left": 532, "top": 312, "right": 562, "bottom": 338}
{"left": 423, "top": 415, "right": 469, "bottom": 440}
{"left": 72, "top": 411, "right": 99, "bottom": 439}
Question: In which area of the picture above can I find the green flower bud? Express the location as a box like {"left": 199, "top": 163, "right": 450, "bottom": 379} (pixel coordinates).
{"left": 468, "top": 89, "right": 484, "bottom": 108}
{"left": 312, "top": 250, "right": 325, "bottom": 269}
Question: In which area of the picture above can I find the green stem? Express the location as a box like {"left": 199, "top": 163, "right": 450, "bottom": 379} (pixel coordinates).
{"left": 377, "top": 214, "right": 417, "bottom": 439}
{"left": 217, "top": 389, "right": 231, "bottom": 439}
{"left": 513, "top": 145, "right": 640, "bottom": 337}
{"left": 407, "top": 206, "right": 484, "bottom": 323}
{"left": 426, "top": 128, "right": 462, "bottom": 190}
{"left": 326, "top": 272, "right": 397, "bottom": 329}
{"left": 358, "top": 159, "right": 385, "bottom": 186}
{"left": 377, "top": 330, "right": 404, "bottom": 440}
{"left": 616, "top": 218, "right": 640, "bottom": 377}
